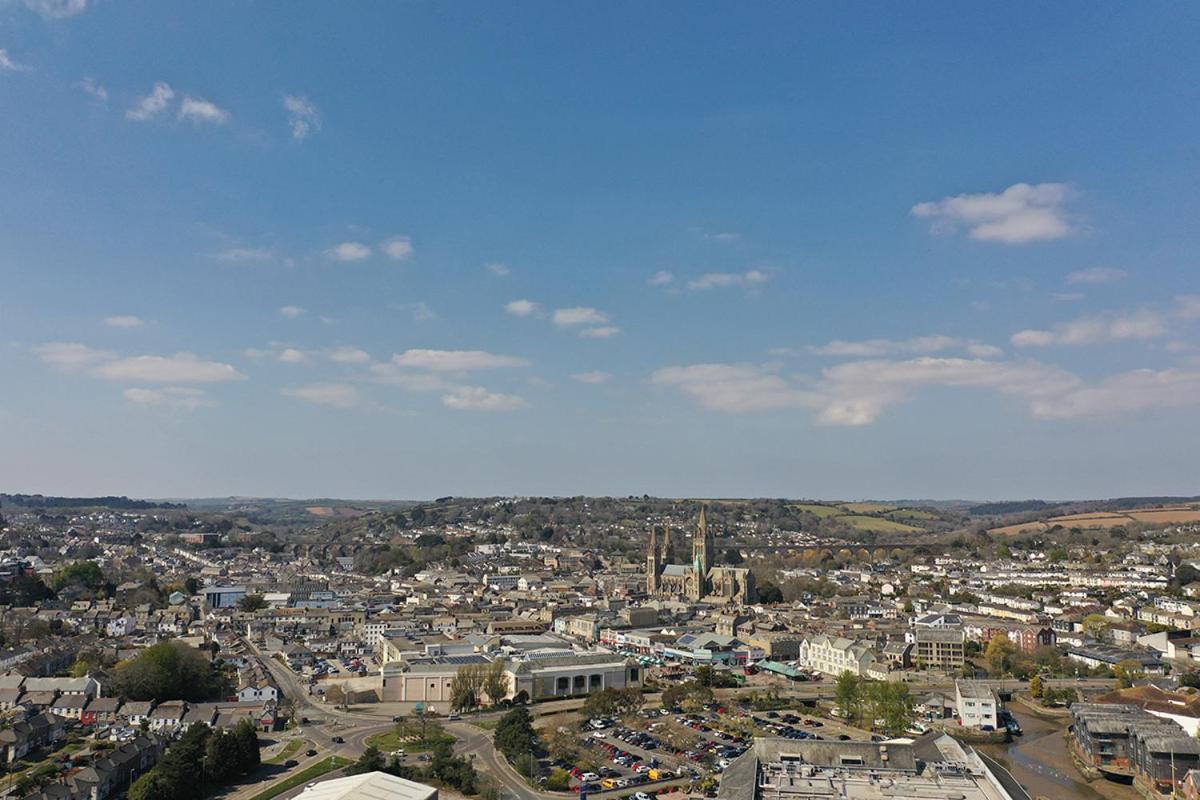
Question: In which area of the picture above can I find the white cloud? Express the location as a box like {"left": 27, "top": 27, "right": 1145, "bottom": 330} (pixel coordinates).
{"left": 486, "top": 262, "right": 511, "bottom": 277}
{"left": 1011, "top": 310, "right": 1167, "bottom": 347}
{"left": 178, "top": 95, "right": 230, "bottom": 125}
{"left": 1175, "top": 296, "right": 1200, "bottom": 319}
{"left": 647, "top": 270, "right": 674, "bottom": 286}
{"left": 579, "top": 326, "right": 621, "bottom": 339}
{"left": 655, "top": 354, "right": 1200, "bottom": 426}
{"left": 911, "top": 182, "right": 1076, "bottom": 244}
{"left": 652, "top": 363, "right": 814, "bottom": 413}
{"left": 572, "top": 371, "right": 611, "bottom": 384}
{"left": 104, "top": 315, "right": 143, "bottom": 329}
{"left": 382, "top": 236, "right": 414, "bottom": 261}
{"left": 368, "top": 363, "right": 454, "bottom": 392}
{"left": 93, "top": 353, "right": 246, "bottom": 383}
{"left": 283, "top": 94, "right": 320, "bottom": 140}
{"left": 408, "top": 302, "right": 436, "bottom": 322}
{"left": 37, "top": 343, "right": 246, "bottom": 384}
{"left": 0, "top": 49, "right": 30, "bottom": 73}
{"left": 809, "top": 335, "right": 962, "bottom": 357}
{"left": 328, "top": 346, "right": 371, "bottom": 365}
{"left": 1028, "top": 368, "right": 1200, "bottom": 420}
{"left": 34, "top": 342, "right": 115, "bottom": 370}
{"left": 214, "top": 247, "right": 275, "bottom": 264}
{"left": 76, "top": 76, "right": 106, "bottom": 101}
{"left": 123, "top": 386, "right": 213, "bottom": 411}
{"left": 553, "top": 307, "right": 609, "bottom": 326}
{"left": 687, "top": 270, "right": 768, "bottom": 290}
{"left": 505, "top": 299, "right": 540, "bottom": 317}
{"left": 277, "top": 348, "right": 311, "bottom": 365}
{"left": 1051, "top": 292, "right": 1085, "bottom": 303}
{"left": 966, "top": 343, "right": 1005, "bottom": 358}
{"left": 1067, "top": 266, "right": 1127, "bottom": 285}
{"left": 389, "top": 349, "right": 529, "bottom": 371}
{"left": 441, "top": 386, "right": 527, "bottom": 412}
{"left": 705, "top": 232, "right": 740, "bottom": 241}
{"left": 279, "top": 305, "right": 306, "bottom": 318}
{"left": 22, "top": 0, "right": 88, "bottom": 19}
{"left": 126, "top": 82, "right": 175, "bottom": 121}
{"left": 282, "top": 383, "right": 359, "bottom": 409}
{"left": 325, "top": 241, "right": 372, "bottom": 262}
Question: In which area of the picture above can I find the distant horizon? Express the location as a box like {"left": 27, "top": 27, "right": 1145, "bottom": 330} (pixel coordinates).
{"left": 6, "top": 489, "right": 1199, "bottom": 507}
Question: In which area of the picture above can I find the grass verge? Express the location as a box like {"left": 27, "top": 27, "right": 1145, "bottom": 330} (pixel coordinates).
{"left": 246, "top": 756, "right": 351, "bottom": 800}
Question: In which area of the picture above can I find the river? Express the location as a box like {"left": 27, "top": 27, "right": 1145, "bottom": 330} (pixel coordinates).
{"left": 975, "top": 703, "right": 1140, "bottom": 800}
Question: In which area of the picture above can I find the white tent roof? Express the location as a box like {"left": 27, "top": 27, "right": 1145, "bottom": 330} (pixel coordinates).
{"left": 299, "top": 771, "right": 438, "bottom": 800}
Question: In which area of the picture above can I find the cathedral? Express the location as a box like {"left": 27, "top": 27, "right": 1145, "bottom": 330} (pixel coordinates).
{"left": 646, "top": 506, "right": 756, "bottom": 604}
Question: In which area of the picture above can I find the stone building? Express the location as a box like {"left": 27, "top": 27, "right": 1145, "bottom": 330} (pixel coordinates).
{"left": 647, "top": 507, "right": 755, "bottom": 603}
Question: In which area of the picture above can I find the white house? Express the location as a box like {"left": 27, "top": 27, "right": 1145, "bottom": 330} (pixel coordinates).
{"left": 955, "top": 680, "right": 1000, "bottom": 730}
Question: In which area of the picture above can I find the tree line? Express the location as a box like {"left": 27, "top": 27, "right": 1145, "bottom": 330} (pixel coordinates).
{"left": 128, "top": 721, "right": 259, "bottom": 800}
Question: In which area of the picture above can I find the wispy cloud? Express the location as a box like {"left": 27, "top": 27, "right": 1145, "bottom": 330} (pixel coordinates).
{"left": 382, "top": 236, "right": 413, "bottom": 261}
{"left": 1067, "top": 266, "right": 1127, "bottom": 285}
{"left": 687, "top": 270, "right": 768, "bottom": 290}
{"left": 76, "top": 76, "right": 107, "bottom": 101}
{"left": 325, "top": 241, "right": 371, "bottom": 262}
{"left": 214, "top": 247, "right": 275, "bottom": 264}
{"left": 104, "top": 315, "right": 143, "bottom": 329}
{"left": 282, "top": 383, "right": 359, "bottom": 409}
{"left": 36, "top": 342, "right": 245, "bottom": 383}
{"left": 579, "top": 326, "right": 621, "bottom": 339}
{"left": 1011, "top": 310, "right": 1167, "bottom": 347}
{"left": 441, "top": 386, "right": 527, "bottom": 412}
{"left": 279, "top": 306, "right": 306, "bottom": 319}
{"left": 654, "top": 356, "right": 1200, "bottom": 426}
{"left": 327, "top": 346, "right": 371, "bottom": 365}
{"left": 911, "top": 182, "right": 1076, "bottom": 244}
{"left": 126, "top": 81, "right": 175, "bottom": 121}
{"left": 486, "top": 262, "right": 511, "bottom": 277}
{"left": 705, "top": 232, "right": 740, "bottom": 241}
{"left": 178, "top": 95, "right": 230, "bottom": 125}
{"left": 389, "top": 349, "right": 529, "bottom": 371}
{"left": 123, "top": 386, "right": 214, "bottom": 411}
{"left": 505, "top": 299, "right": 540, "bottom": 317}
{"left": 283, "top": 94, "right": 320, "bottom": 140}
{"left": 0, "top": 48, "right": 31, "bottom": 73}
{"left": 647, "top": 270, "right": 674, "bottom": 286}
{"left": 571, "top": 371, "right": 611, "bottom": 384}
{"left": 22, "top": 0, "right": 88, "bottom": 19}
{"left": 552, "top": 307, "right": 609, "bottom": 326}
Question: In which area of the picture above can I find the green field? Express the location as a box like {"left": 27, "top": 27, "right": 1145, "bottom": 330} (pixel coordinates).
{"left": 837, "top": 515, "right": 924, "bottom": 533}
{"left": 792, "top": 503, "right": 844, "bottom": 518}
{"left": 887, "top": 508, "right": 939, "bottom": 521}
{"left": 840, "top": 502, "right": 897, "bottom": 514}
{"left": 247, "top": 756, "right": 351, "bottom": 800}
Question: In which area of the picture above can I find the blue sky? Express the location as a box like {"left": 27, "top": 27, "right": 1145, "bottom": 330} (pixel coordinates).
{"left": 3, "top": 2, "right": 1200, "bottom": 500}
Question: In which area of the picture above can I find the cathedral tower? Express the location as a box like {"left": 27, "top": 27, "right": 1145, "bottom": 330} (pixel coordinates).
{"left": 646, "top": 525, "right": 661, "bottom": 594}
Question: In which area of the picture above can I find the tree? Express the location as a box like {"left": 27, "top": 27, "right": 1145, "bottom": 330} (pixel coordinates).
{"left": 984, "top": 637, "right": 1017, "bottom": 677}
{"left": 234, "top": 719, "right": 261, "bottom": 771}
{"left": 1081, "top": 614, "right": 1110, "bottom": 639}
{"left": 541, "top": 726, "right": 579, "bottom": 764}
{"left": 238, "top": 594, "right": 268, "bottom": 612}
{"left": 581, "top": 687, "right": 644, "bottom": 719}
{"left": 757, "top": 581, "right": 784, "bottom": 604}
{"left": 834, "top": 671, "right": 862, "bottom": 724}
{"left": 110, "top": 640, "right": 226, "bottom": 702}
{"left": 1114, "top": 659, "right": 1144, "bottom": 690}
{"left": 204, "top": 729, "right": 242, "bottom": 783}
{"left": 494, "top": 707, "right": 538, "bottom": 772}
{"left": 348, "top": 745, "right": 385, "bottom": 775}
{"left": 450, "top": 664, "right": 486, "bottom": 712}
{"left": 483, "top": 659, "right": 508, "bottom": 706}
{"left": 1029, "top": 674, "right": 1044, "bottom": 699}
{"left": 722, "top": 548, "right": 744, "bottom": 565}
